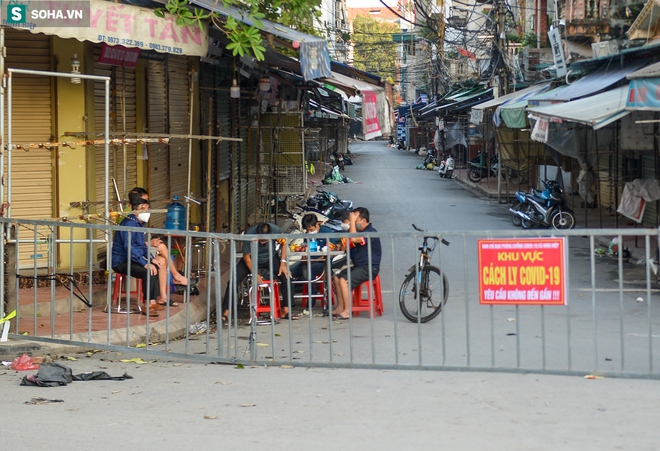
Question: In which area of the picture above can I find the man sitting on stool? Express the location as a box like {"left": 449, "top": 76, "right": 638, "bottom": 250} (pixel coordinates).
{"left": 332, "top": 207, "right": 381, "bottom": 320}
{"left": 112, "top": 198, "right": 169, "bottom": 315}
{"left": 221, "top": 222, "right": 295, "bottom": 324}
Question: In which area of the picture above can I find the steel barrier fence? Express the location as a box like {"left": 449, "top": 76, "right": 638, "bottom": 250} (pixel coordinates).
{"left": 3, "top": 217, "right": 660, "bottom": 379}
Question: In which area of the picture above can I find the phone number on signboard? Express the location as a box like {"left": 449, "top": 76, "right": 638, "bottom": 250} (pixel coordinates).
{"left": 98, "top": 36, "right": 144, "bottom": 47}
{"left": 96, "top": 35, "right": 183, "bottom": 53}
{"left": 149, "top": 43, "right": 183, "bottom": 53}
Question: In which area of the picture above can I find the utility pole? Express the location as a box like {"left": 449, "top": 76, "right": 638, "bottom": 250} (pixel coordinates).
{"left": 408, "top": 8, "right": 415, "bottom": 103}
{"left": 497, "top": 0, "right": 509, "bottom": 96}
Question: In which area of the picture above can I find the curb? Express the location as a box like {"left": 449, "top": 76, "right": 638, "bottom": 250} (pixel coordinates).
{"left": 4, "top": 278, "right": 222, "bottom": 355}
{"left": 452, "top": 175, "right": 500, "bottom": 200}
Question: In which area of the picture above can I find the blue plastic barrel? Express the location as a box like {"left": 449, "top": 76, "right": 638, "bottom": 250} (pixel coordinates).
{"left": 164, "top": 196, "right": 186, "bottom": 230}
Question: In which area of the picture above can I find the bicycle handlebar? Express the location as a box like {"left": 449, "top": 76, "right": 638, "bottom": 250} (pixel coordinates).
{"left": 411, "top": 224, "right": 450, "bottom": 246}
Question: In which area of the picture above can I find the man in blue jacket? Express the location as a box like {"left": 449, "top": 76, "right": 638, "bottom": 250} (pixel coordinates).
{"left": 112, "top": 198, "right": 168, "bottom": 316}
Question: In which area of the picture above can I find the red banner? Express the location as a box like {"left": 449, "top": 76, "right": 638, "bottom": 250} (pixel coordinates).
{"left": 477, "top": 238, "right": 567, "bottom": 305}
{"left": 362, "top": 89, "right": 382, "bottom": 140}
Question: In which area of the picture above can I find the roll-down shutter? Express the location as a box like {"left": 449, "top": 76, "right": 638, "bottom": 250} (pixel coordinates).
{"left": 93, "top": 44, "right": 138, "bottom": 207}
{"left": 199, "top": 64, "right": 232, "bottom": 232}
{"left": 167, "top": 55, "right": 191, "bottom": 200}
{"left": 4, "top": 29, "right": 53, "bottom": 268}
{"left": 146, "top": 58, "right": 168, "bottom": 226}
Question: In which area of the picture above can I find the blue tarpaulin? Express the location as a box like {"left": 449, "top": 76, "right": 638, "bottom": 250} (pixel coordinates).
{"left": 533, "top": 62, "right": 646, "bottom": 102}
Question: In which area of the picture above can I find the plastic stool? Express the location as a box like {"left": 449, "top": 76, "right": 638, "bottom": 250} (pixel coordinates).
{"left": 301, "top": 279, "right": 326, "bottom": 309}
{"left": 105, "top": 273, "right": 144, "bottom": 314}
{"left": 249, "top": 280, "right": 282, "bottom": 323}
{"left": 351, "top": 274, "right": 383, "bottom": 317}
{"left": 298, "top": 271, "right": 328, "bottom": 309}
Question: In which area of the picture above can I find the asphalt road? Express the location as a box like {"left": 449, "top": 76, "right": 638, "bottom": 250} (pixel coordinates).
{"left": 176, "top": 140, "right": 660, "bottom": 376}
{"left": 3, "top": 140, "right": 660, "bottom": 449}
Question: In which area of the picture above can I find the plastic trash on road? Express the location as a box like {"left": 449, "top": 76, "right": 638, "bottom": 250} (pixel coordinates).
{"left": 189, "top": 321, "right": 208, "bottom": 335}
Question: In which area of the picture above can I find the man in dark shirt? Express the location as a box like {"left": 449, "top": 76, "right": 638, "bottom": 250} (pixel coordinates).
{"left": 221, "top": 222, "right": 295, "bottom": 323}
{"left": 332, "top": 207, "right": 381, "bottom": 319}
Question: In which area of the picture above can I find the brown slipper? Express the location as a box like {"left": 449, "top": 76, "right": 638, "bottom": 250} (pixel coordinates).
{"left": 141, "top": 307, "right": 160, "bottom": 317}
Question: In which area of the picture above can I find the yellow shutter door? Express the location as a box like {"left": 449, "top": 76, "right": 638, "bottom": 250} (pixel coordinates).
{"left": 4, "top": 29, "right": 53, "bottom": 268}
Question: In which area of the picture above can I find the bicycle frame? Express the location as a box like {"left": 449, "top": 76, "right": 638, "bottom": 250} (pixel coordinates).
{"left": 416, "top": 237, "right": 437, "bottom": 285}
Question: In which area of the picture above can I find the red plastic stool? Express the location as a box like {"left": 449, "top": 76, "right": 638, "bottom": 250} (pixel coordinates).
{"left": 301, "top": 279, "right": 326, "bottom": 309}
{"left": 351, "top": 274, "right": 383, "bottom": 317}
{"left": 249, "top": 280, "right": 282, "bottom": 323}
{"left": 105, "top": 273, "right": 144, "bottom": 314}
{"left": 299, "top": 271, "right": 329, "bottom": 309}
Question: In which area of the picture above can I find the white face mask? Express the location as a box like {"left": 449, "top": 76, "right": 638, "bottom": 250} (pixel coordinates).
{"left": 341, "top": 223, "right": 350, "bottom": 231}
{"left": 137, "top": 212, "right": 151, "bottom": 223}
{"left": 307, "top": 229, "right": 318, "bottom": 234}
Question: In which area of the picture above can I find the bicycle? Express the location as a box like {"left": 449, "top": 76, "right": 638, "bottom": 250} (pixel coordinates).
{"left": 398, "top": 224, "right": 450, "bottom": 323}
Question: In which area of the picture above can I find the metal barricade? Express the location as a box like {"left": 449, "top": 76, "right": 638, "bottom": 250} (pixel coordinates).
{"left": 3, "top": 216, "right": 660, "bottom": 380}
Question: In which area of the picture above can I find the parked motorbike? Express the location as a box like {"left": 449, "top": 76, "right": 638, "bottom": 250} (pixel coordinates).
{"left": 330, "top": 150, "right": 345, "bottom": 170}
{"left": 467, "top": 151, "right": 499, "bottom": 182}
{"left": 510, "top": 180, "right": 576, "bottom": 230}
{"left": 302, "top": 189, "right": 353, "bottom": 220}
{"left": 438, "top": 152, "right": 455, "bottom": 178}
{"left": 509, "top": 181, "right": 560, "bottom": 227}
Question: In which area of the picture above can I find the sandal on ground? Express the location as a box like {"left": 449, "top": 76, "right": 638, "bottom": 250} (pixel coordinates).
{"left": 334, "top": 315, "right": 349, "bottom": 320}
{"left": 221, "top": 315, "right": 229, "bottom": 326}
{"left": 141, "top": 306, "right": 160, "bottom": 317}
{"left": 158, "top": 299, "right": 179, "bottom": 307}
{"left": 174, "top": 277, "right": 199, "bottom": 287}
{"left": 175, "top": 285, "right": 200, "bottom": 296}
{"left": 281, "top": 313, "right": 299, "bottom": 321}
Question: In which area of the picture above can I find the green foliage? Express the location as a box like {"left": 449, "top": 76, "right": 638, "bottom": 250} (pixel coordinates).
{"left": 155, "top": 0, "right": 323, "bottom": 61}
{"left": 505, "top": 31, "right": 539, "bottom": 48}
{"left": 351, "top": 15, "right": 400, "bottom": 79}
{"left": 154, "top": 0, "right": 215, "bottom": 31}
{"left": 521, "top": 31, "right": 539, "bottom": 48}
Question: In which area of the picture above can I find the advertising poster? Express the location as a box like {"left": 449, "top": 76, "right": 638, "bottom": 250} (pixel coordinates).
{"left": 362, "top": 89, "right": 382, "bottom": 140}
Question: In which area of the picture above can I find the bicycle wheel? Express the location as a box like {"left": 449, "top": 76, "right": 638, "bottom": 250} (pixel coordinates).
{"left": 399, "top": 266, "right": 449, "bottom": 323}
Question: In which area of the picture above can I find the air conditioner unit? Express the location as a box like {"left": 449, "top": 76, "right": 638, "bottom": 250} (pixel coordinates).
{"left": 591, "top": 40, "right": 619, "bottom": 57}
